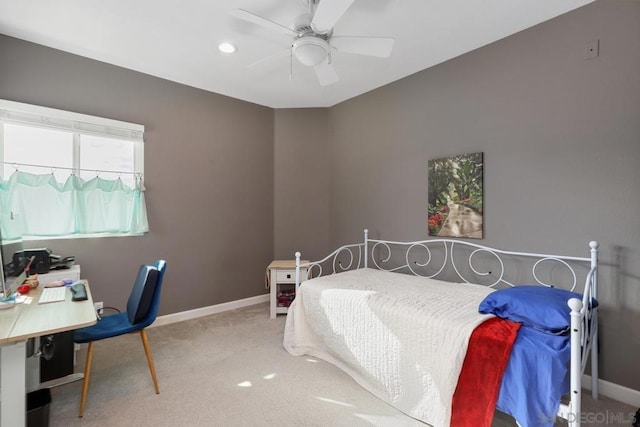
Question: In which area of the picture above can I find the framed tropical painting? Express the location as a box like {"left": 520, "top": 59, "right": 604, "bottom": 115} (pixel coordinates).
{"left": 427, "top": 152, "right": 484, "bottom": 239}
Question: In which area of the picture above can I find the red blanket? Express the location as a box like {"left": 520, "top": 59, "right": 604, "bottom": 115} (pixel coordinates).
{"left": 451, "top": 317, "right": 521, "bottom": 427}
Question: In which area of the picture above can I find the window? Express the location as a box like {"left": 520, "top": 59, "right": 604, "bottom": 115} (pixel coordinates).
{"left": 0, "top": 100, "right": 148, "bottom": 240}
{"left": 3, "top": 124, "right": 74, "bottom": 182}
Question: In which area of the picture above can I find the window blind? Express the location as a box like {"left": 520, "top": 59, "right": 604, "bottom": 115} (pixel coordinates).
{"left": 0, "top": 99, "right": 144, "bottom": 142}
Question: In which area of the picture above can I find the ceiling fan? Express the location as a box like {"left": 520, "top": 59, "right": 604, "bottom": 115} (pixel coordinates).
{"left": 230, "top": 0, "right": 395, "bottom": 86}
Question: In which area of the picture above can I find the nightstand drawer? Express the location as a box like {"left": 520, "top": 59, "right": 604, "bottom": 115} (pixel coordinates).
{"left": 275, "top": 269, "right": 296, "bottom": 283}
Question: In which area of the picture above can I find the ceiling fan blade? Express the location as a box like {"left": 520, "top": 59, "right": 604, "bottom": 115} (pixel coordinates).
{"left": 310, "top": 0, "right": 355, "bottom": 34}
{"left": 314, "top": 60, "right": 339, "bottom": 86}
{"left": 331, "top": 36, "right": 395, "bottom": 58}
{"left": 247, "top": 48, "right": 291, "bottom": 70}
{"left": 229, "top": 9, "right": 297, "bottom": 37}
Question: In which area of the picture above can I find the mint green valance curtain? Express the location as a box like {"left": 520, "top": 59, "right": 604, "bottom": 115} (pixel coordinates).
{"left": 0, "top": 171, "right": 148, "bottom": 240}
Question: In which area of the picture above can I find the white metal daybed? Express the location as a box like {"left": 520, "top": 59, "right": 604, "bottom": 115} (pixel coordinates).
{"left": 284, "top": 230, "right": 599, "bottom": 427}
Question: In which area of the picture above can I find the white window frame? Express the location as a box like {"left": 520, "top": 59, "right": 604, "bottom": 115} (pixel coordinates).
{"left": 0, "top": 99, "right": 144, "bottom": 179}
{"left": 0, "top": 99, "right": 145, "bottom": 240}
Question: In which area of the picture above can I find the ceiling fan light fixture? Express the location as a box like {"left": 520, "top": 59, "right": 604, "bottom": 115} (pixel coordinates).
{"left": 293, "top": 36, "right": 329, "bottom": 66}
{"left": 218, "top": 42, "right": 237, "bottom": 54}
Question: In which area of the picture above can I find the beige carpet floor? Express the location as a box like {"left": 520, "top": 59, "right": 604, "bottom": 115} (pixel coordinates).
{"left": 47, "top": 303, "right": 637, "bottom": 426}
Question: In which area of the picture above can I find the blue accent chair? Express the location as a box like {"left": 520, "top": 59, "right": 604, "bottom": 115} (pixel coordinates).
{"left": 73, "top": 260, "right": 166, "bottom": 417}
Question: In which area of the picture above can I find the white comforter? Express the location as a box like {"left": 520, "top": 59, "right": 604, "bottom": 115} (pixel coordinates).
{"left": 283, "top": 268, "right": 494, "bottom": 426}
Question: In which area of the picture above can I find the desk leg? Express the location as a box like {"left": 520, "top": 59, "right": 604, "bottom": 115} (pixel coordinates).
{"left": 25, "top": 338, "right": 40, "bottom": 392}
{"left": 1, "top": 340, "right": 26, "bottom": 427}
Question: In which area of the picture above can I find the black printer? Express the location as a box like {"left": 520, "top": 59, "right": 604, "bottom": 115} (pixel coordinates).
{"left": 13, "top": 249, "right": 75, "bottom": 275}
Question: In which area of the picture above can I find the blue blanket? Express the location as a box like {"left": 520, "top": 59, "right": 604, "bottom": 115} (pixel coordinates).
{"left": 478, "top": 285, "right": 596, "bottom": 427}
{"left": 496, "top": 326, "right": 571, "bottom": 427}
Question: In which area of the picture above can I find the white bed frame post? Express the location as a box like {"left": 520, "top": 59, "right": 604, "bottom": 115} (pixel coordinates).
{"left": 364, "top": 229, "right": 368, "bottom": 269}
{"left": 568, "top": 298, "right": 583, "bottom": 427}
{"left": 589, "top": 241, "right": 599, "bottom": 400}
{"left": 295, "top": 251, "right": 301, "bottom": 292}
{"left": 566, "top": 241, "right": 599, "bottom": 427}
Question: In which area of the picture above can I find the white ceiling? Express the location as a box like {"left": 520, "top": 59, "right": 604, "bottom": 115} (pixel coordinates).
{"left": 0, "top": 0, "right": 593, "bottom": 109}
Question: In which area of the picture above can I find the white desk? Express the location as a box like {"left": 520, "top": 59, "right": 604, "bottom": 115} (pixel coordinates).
{"left": 0, "top": 281, "right": 96, "bottom": 426}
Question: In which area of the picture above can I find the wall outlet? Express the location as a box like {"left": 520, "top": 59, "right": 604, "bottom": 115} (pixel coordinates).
{"left": 94, "top": 301, "right": 104, "bottom": 314}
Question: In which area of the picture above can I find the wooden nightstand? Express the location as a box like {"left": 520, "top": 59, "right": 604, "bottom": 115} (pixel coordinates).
{"left": 267, "top": 260, "right": 308, "bottom": 319}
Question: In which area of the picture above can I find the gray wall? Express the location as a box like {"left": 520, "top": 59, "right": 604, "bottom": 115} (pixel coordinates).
{"left": 324, "top": 0, "right": 640, "bottom": 389}
{"left": 0, "top": 35, "right": 275, "bottom": 315}
{"left": 274, "top": 109, "right": 330, "bottom": 261}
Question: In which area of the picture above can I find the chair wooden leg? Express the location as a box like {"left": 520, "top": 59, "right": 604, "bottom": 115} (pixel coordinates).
{"left": 140, "top": 329, "right": 159, "bottom": 394}
{"left": 79, "top": 341, "right": 94, "bottom": 418}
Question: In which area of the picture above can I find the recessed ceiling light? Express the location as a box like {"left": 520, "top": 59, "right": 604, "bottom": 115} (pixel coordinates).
{"left": 218, "top": 42, "right": 236, "bottom": 54}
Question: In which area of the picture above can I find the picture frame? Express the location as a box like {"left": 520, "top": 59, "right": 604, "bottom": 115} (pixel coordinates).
{"left": 427, "top": 152, "right": 483, "bottom": 239}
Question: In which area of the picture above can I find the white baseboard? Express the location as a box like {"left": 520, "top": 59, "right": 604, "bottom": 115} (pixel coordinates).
{"left": 583, "top": 374, "right": 640, "bottom": 408}
{"left": 150, "top": 294, "right": 269, "bottom": 328}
